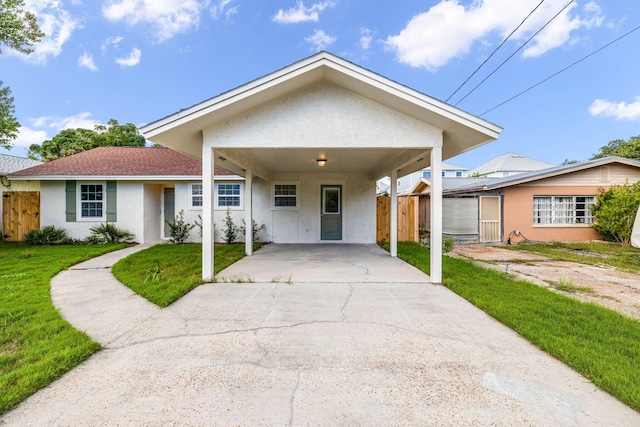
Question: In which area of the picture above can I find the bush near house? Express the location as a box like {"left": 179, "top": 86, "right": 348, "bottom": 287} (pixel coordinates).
{"left": 591, "top": 181, "right": 640, "bottom": 246}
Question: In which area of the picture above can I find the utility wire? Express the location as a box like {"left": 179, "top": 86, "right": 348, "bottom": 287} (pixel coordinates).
{"left": 480, "top": 23, "right": 640, "bottom": 116}
{"left": 453, "top": 0, "right": 574, "bottom": 107}
{"left": 446, "top": 0, "right": 545, "bottom": 103}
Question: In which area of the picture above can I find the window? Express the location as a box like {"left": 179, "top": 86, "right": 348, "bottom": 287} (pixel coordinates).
{"left": 216, "top": 183, "right": 242, "bottom": 208}
{"left": 191, "top": 183, "right": 203, "bottom": 207}
{"left": 533, "top": 196, "right": 595, "bottom": 225}
{"left": 422, "top": 171, "right": 431, "bottom": 179}
{"left": 79, "top": 184, "right": 104, "bottom": 219}
{"left": 273, "top": 182, "right": 298, "bottom": 209}
{"left": 455, "top": 171, "right": 463, "bottom": 177}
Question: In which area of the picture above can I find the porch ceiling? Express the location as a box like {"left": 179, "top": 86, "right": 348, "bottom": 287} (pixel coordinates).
{"left": 215, "top": 147, "right": 430, "bottom": 178}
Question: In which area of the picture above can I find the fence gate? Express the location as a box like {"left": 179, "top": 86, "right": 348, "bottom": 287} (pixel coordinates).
{"left": 479, "top": 196, "right": 501, "bottom": 242}
{"left": 2, "top": 191, "right": 40, "bottom": 241}
{"left": 376, "top": 196, "right": 418, "bottom": 242}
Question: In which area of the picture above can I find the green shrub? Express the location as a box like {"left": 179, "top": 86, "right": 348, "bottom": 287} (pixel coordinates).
{"left": 591, "top": 181, "right": 640, "bottom": 245}
{"left": 222, "top": 208, "right": 239, "bottom": 244}
{"left": 239, "top": 219, "right": 265, "bottom": 242}
{"left": 86, "top": 223, "right": 134, "bottom": 244}
{"left": 166, "top": 210, "right": 195, "bottom": 244}
{"left": 22, "top": 225, "right": 69, "bottom": 245}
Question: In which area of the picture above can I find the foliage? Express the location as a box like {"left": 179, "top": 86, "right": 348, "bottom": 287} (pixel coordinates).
{"left": 591, "top": 181, "right": 640, "bottom": 246}
{"left": 420, "top": 235, "right": 455, "bottom": 253}
{"left": 27, "top": 119, "right": 146, "bottom": 162}
{"left": 112, "top": 242, "right": 260, "bottom": 307}
{"left": 383, "top": 241, "right": 640, "bottom": 412}
{"left": 0, "top": 242, "right": 126, "bottom": 414}
{"left": 165, "top": 210, "right": 196, "bottom": 244}
{"left": 0, "top": 81, "right": 19, "bottom": 149}
{"left": 591, "top": 135, "right": 640, "bottom": 161}
{"left": 222, "top": 208, "right": 239, "bottom": 244}
{"left": 85, "top": 223, "right": 134, "bottom": 244}
{"left": 238, "top": 219, "right": 265, "bottom": 242}
{"left": 22, "top": 225, "right": 69, "bottom": 245}
{"left": 0, "top": 0, "right": 45, "bottom": 149}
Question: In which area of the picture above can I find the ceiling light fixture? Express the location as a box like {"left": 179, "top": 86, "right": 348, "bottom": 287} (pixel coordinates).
{"left": 316, "top": 159, "right": 327, "bottom": 167}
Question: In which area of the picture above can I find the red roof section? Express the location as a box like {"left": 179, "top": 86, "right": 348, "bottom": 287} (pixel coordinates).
{"left": 10, "top": 147, "right": 233, "bottom": 177}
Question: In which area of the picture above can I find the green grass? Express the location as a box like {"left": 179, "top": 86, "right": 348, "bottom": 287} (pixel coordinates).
{"left": 112, "top": 243, "right": 259, "bottom": 307}
{"left": 506, "top": 241, "right": 640, "bottom": 273}
{"left": 382, "top": 241, "right": 640, "bottom": 413}
{"left": 0, "top": 242, "right": 128, "bottom": 415}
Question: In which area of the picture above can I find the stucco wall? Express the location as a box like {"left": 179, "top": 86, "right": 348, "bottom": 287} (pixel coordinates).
{"left": 504, "top": 186, "right": 602, "bottom": 243}
{"left": 242, "top": 173, "right": 375, "bottom": 244}
{"left": 203, "top": 82, "right": 441, "bottom": 149}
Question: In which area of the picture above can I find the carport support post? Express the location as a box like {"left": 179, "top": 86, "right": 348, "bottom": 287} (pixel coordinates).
{"left": 245, "top": 169, "right": 253, "bottom": 256}
{"left": 202, "top": 147, "right": 215, "bottom": 281}
{"left": 430, "top": 145, "right": 443, "bottom": 283}
{"left": 390, "top": 168, "right": 398, "bottom": 257}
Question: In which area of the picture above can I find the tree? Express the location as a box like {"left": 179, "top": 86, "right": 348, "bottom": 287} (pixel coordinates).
{"left": 0, "top": 81, "right": 19, "bottom": 149}
{"left": 591, "top": 135, "right": 640, "bottom": 161}
{"left": 28, "top": 119, "right": 146, "bottom": 161}
{"left": 1, "top": 0, "right": 45, "bottom": 149}
{"left": 591, "top": 181, "right": 640, "bottom": 246}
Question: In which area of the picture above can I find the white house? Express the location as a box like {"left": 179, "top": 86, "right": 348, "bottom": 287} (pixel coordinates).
{"left": 141, "top": 52, "right": 502, "bottom": 283}
{"left": 467, "top": 152, "right": 554, "bottom": 178}
{"left": 389, "top": 162, "right": 468, "bottom": 195}
{"left": 7, "top": 147, "right": 243, "bottom": 243}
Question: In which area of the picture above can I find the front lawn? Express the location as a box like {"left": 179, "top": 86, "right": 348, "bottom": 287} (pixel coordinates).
{"left": 0, "top": 242, "right": 128, "bottom": 414}
{"left": 383, "top": 241, "right": 640, "bottom": 413}
{"left": 112, "top": 243, "right": 260, "bottom": 307}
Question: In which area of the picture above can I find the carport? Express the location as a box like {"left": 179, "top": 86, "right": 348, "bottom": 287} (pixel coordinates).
{"left": 141, "top": 52, "right": 501, "bottom": 284}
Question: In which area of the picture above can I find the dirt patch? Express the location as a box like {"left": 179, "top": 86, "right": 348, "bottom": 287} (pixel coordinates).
{"left": 451, "top": 246, "right": 640, "bottom": 320}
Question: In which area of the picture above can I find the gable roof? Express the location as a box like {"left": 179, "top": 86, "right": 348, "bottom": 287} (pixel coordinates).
{"left": 0, "top": 154, "right": 41, "bottom": 175}
{"left": 141, "top": 51, "right": 502, "bottom": 164}
{"left": 8, "top": 147, "right": 234, "bottom": 180}
{"left": 422, "top": 162, "right": 468, "bottom": 172}
{"left": 446, "top": 156, "right": 640, "bottom": 194}
{"left": 467, "top": 152, "right": 555, "bottom": 176}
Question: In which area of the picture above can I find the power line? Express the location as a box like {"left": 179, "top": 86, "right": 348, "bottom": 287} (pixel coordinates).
{"left": 479, "top": 23, "right": 640, "bottom": 116}
{"left": 445, "top": 0, "right": 545, "bottom": 103}
{"left": 453, "top": 0, "right": 574, "bottom": 107}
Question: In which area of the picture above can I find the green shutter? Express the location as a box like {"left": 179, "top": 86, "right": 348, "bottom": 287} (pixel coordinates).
{"left": 65, "top": 180, "right": 76, "bottom": 222}
{"left": 106, "top": 181, "right": 117, "bottom": 222}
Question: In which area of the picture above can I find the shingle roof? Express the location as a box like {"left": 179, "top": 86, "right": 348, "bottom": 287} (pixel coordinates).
{"left": 0, "top": 154, "right": 41, "bottom": 175}
{"left": 467, "top": 152, "right": 555, "bottom": 176}
{"left": 9, "top": 147, "right": 232, "bottom": 178}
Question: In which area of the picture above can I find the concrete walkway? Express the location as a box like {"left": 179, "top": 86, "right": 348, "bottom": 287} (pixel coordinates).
{"left": 2, "top": 244, "right": 639, "bottom": 426}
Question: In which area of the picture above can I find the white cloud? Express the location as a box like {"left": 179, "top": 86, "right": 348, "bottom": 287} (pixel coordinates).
{"left": 41, "top": 112, "right": 102, "bottom": 131}
{"left": 210, "top": 0, "right": 238, "bottom": 20}
{"left": 386, "top": 0, "right": 604, "bottom": 71}
{"left": 304, "top": 29, "right": 336, "bottom": 51}
{"left": 115, "top": 48, "right": 142, "bottom": 67}
{"left": 589, "top": 97, "right": 640, "bottom": 121}
{"left": 273, "top": 1, "right": 335, "bottom": 24}
{"left": 101, "top": 36, "right": 124, "bottom": 55}
{"left": 13, "top": 127, "right": 49, "bottom": 147}
{"left": 15, "top": 0, "right": 81, "bottom": 64}
{"left": 78, "top": 51, "right": 98, "bottom": 71}
{"left": 360, "top": 28, "right": 373, "bottom": 50}
{"left": 102, "top": 0, "right": 203, "bottom": 42}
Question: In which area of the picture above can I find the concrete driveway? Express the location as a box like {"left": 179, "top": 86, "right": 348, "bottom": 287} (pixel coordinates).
{"left": 2, "top": 244, "right": 639, "bottom": 426}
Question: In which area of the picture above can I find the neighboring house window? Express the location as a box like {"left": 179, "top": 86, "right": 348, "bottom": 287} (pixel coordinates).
{"left": 456, "top": 171, "right": 463, "bottom": 177}
{"left": 423, "top": 171, "right": 431, "bottom": 179}
{"left": 216, "top": 183, "right": 242, "bottom": 208}
{"left": 191, "top": 183, "right": 203, "bottom": 207}
{"left": 533, "top": 196, "right": 595, "bottom": 225}
{"left": 273, "top": 182, "right": 298, "bottom": 209}
{"left": 442, "top": 171, "right": 445, "bottom": 177}
{"left": 79, "top": 183, "right": 104, "bottom": 219}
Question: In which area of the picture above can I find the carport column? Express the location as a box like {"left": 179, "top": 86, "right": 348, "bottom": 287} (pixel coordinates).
{"left": 390, "top": 168, "right": 398, "bottom": 257}
{"left": 430, "top": 145, "right": 443, "bottom": 283}
{"left": 245, "top": 169, "right": 253, "bottom": 256}
{"left": 202, "top": 146, "right": 215, "bottom": 281}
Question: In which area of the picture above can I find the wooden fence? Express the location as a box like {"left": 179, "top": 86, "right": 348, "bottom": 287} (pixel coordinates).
{"left": 2, "top": 191, "right": 40, "bottom": 241}
{"left": 376, "top": 196, "right": 418, "bottom": 242}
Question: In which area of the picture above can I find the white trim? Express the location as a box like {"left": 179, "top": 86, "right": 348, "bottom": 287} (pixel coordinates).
{"left": 272, "top": 181, "right": 299, "bottom": 210}
{"left": 10, "top": 175, "right": 241, "bottom": 181}
{"left": 76, "top": 181, "right": 106, "bottom": 222}
{"left": 189, "top": 182, "right": 203, "bottom": 209}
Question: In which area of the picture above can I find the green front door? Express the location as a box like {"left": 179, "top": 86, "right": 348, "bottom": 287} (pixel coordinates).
{"left": 321, "top": 185, "right": 342, "bottom": 240}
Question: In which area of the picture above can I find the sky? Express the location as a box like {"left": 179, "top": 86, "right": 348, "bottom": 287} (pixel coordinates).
{"left": 1, "top": 0, "right": 639, "bottom": 169}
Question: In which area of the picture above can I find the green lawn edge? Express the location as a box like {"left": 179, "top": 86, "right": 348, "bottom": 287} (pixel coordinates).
{"left": 112, "top": 243, "right": 260, "bottom": 307}
{"left": 0, "top": 242, "right": 128, "bottom": 415}
{"left": 382, "top": 241, "right": 640, "bottom": 413}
